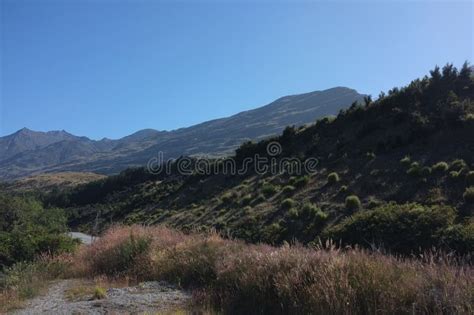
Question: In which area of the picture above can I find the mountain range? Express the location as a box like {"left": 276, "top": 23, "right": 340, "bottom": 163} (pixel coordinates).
{"left": 0, "top": 87, "right": 364, "bottom": 180}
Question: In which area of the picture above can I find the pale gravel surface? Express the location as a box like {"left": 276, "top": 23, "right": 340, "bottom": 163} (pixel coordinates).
{"left": 11, "top": 279, "right": 191, "bottom": 315}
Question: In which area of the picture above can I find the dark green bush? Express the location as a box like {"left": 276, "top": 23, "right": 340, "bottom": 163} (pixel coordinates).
{"left": 0, "top": 194, "right": 76, "bottom": 268}
{"left": 324, "top": 203, "right": 458, "bottom": 253}
{"left": 432, "top": 162, "right": 449, "bottom": 172}
{"left": 442, "top": 221, "right": 474, "bottom": 253}
{"left": 450, "top": 159, "right": 467, "bottom": 171}
{"left": 301, "top": 203, "right": 328, "bottom": 222}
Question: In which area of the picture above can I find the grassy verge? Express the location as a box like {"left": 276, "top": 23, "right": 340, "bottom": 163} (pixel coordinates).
{"left": 66, "top": 225, "right": 473, "bottom": 314}
{"left": 0, "top": 254, "right": 73, "bottom": 313}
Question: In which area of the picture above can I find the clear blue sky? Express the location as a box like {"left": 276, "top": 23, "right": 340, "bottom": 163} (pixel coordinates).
{"left": 1, "top": 0, "right": 472, "bottom": 140}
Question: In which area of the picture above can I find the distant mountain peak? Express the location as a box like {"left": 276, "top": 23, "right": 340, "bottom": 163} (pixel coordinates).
{"left": 0, "top": 87, "right": 364, "bottom": 180}
{"left": 16, "top": 127, "right": 33, "bottom": 134}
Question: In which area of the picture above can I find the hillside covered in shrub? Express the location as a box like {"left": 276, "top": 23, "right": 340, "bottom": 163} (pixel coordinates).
{"left": 43, "top": 63, "right": 474, "bottom": 255}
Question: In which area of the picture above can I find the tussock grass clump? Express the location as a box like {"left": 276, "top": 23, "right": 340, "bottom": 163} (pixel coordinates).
{"left": 339, "top": 185, "right": 348, "bottom": 194}
{"left": 92, "top": 286, "right": 107, "bottom": 300}
{"left": 433, "top": 161, "right": 449, "bottom": 172}
{"left": 450, "top": 170, "right": 461, "bottom": 179}
{"left": 450, "top": 159, "right": 467, "bottom": 171}
{"left": 327, "top": 172, "right": 340, "bottom": 184}
{"left": 345, "top": 195, "right": 361, "bottom": 211}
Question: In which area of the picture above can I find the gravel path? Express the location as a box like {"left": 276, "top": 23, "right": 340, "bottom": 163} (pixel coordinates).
{"left": 12, "top": 279, "right": 191, "bottom": 315}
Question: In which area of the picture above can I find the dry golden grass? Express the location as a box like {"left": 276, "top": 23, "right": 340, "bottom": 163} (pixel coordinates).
{"left": 5, "top": 172, "right": 106, "bottom": 192}
{"left": 2, "top": 225, "right": 472, "bottom": 314}
{"left": 68, "top": 225, "right": 473, "bottom": 314}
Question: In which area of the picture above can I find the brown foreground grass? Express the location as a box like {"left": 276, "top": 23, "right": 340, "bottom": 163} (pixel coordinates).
{"left": 71, "top": 225, "right": 473, "bottom": 314}
{"left": 2, "top": 225, "right": 473, "bottom": 314}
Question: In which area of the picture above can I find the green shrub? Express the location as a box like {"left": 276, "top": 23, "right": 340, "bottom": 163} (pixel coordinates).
{"left": 0, "top": 194, "right": 77, "bottom": 267}
{"left": 345, "top": 195, "right": 361, "bottom": 211}
{"left": 339, "top": 185, "right": 348, "bottom": 194}
{"left": 400, "top": 155, "right": 411, "bottom": 166}
{"left": 261, "top": 183, "right": 278, "bottom": 197}
{"left": 301, "top": 203, "right": 328, "bottom": 222}
{"left": 449, "top": 171, "right": 460, "bottom": 179}
{"left": 281, "top": 185, "right": 295, "bottom": 195}
{"left": 463, "top": 187, "right": 474, "bottom": 204}
{"left": 261, "top": 222, "right": 285, "bottom": 244}
{"left": 432, "top": 161, "right": 449, "bottom": 172}
{"left": 324, "top": 203, "right": 457, "bottom": 253}
{"left": 450, "top": 159, "right": 467, "bottom": 171}
{"left": 443, "top": 221, "right": 474, "bottom": 253}
{"left": 465, "top": 113, "right": 474, "bottom": 121}
{"left": 327, "top": 172, "right": 340, "bottom": 184}
{"left": 282, "top": 198, "right": 296, "bottom": 209}
{"left": 287, "top": 208, "right": 299, "bottom": 219}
